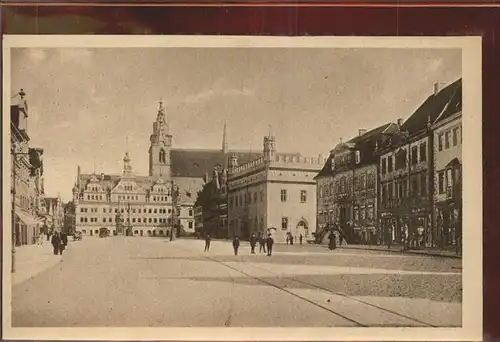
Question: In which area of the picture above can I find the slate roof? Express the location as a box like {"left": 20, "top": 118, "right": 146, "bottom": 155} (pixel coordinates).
{"left": 314, "top": 123, "right": 395, "bottom": 179}
{"left": 401, "top": 78, "right": 462, "bottom": 135}
{"left": 170, "top": 148, "right": 262, "bottom": 178}
{"left": 434, "top": 79, "right": 462, "bottom": 124}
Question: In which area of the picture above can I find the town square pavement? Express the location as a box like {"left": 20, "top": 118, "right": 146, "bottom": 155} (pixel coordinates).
{"left": 11, "top": 237, "right": 462, "bottom": 327}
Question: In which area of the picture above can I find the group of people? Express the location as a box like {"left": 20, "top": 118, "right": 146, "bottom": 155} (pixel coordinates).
{"left": 204, "top": 233, "right": 275, "bottom": 256}
{"left": 50, "top": 232, "right": 68, "bottom": 255}
{"left": 285, "top": 232, "right": 304, "bottom": 245}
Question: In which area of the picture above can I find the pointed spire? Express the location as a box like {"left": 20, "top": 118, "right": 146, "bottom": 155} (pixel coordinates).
{"left": 222, "top": 120, "right": 228, "bottom": 154}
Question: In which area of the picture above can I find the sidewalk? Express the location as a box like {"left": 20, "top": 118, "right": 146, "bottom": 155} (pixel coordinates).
{"left": 334, "top": 243, "right": 461, "bottom": 259}
{"left": 12, "top": 240, "right": 63, "bottom": 286}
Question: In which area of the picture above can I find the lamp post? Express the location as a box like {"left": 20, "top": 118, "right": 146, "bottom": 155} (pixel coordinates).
{"left": 11, "top": 149, "right": 30, "bottom": 274}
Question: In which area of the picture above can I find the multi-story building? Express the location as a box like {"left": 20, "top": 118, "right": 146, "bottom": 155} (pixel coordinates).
{"left": 377, "top": 79, "right": 462, "bottom": 249}
{"left": 227, "top": 133, "right": 323, "bottom": 243}
{"left": 316, "top": 124, "right": 396, "bottom": 244}
{"left": 73, "top": 101, "right": 256, "bottom": 237}
{"left": 10, "top": 89, "right": 45, "bottom": 246}
{"left": 432, "top": 79, "right": 462, "bottom": 250}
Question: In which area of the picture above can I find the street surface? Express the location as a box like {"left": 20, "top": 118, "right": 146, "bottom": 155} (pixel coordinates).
{"left": 12, "top": 237, "right": 462, "bottom": 327}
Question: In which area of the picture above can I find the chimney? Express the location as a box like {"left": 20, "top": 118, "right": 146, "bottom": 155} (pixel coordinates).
{"left": 434, "top": 82, "right": 441, "bottom": 96}
{"left": 358, "top": 129, "right": 367, "bottom": 136}
{"left": 397, "top": 118, "right": 404, "bottom": 127}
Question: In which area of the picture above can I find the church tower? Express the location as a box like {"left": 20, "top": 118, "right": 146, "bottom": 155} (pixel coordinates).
{"left": 149, "top": 100, "right": 172, "bottom": 179}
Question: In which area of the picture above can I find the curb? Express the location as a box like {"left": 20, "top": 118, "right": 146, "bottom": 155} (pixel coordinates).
{"left": 276, "top": 242, "right": 462, "bottom": 259}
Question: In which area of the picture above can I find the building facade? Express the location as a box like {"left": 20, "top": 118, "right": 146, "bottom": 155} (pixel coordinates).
{"left": 377, "top": 79, "right": 462, "bottom": 249}
{"left": 316, "top": 124, "right": 396, "bottom": 244}
{"left": 10, "top": 89, "right": 45, "bottom": 246}
{"left": 63, "top": 201, "right": 77, "bottom": 235}
{"left": 228, "top": 134, "right": 322, "bottom": 243}
{"left": 432, "top": 82, "right": 462, "bottom": 250}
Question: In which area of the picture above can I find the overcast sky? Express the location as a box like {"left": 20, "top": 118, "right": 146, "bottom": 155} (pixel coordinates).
{"left": 10, "top": 47, "right": 461, "bottom": 201}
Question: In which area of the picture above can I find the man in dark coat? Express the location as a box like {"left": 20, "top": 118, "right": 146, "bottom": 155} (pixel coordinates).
{"left": 204, "top": 234, "right": 211, "bottom": 252}
{"left": 249, "top": 233, "right": 257, "bottom": 254}
{"left": 259, "top": 234, "right": 267, "bottom": 254}
{"left": 328, "top": 231, "right": 336, "bottom": 250}
{"left": 299, "top": 234, "right": 303, "bottom": 245}
{"left": 61, "top": 232, "right": 68, "bottom": 246}
{"left": 51, "top": 233, "right": 60, "bottom": 255}
{"left": 266, "top": 234, "right": 274, "bottom": 256}
{"left": 232, "top": 236, "right": 240, "bottom": 255}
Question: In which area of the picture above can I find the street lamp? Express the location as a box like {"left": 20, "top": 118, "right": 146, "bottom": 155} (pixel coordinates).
{"left": 11, "top": 146, "right": 30, "bottom": 273}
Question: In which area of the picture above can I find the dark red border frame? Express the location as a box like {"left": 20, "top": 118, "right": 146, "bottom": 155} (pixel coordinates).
{"left": 1, "top": 4, "right": 499, "bottom": 342}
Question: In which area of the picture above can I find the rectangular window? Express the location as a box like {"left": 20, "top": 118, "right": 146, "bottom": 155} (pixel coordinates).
{"left": 188, "top": 221, "right": 193, "bottom": 229}
{"left": 420, "top": 173, "right": 427, "bottom": 196}
{"left": 420, "top": 142, "right": 427, "bottom": 162}
{"left": 103, "top": 218, "right": 106, "bottom": 223}
{"left": 411, "top": 146, "right": 418, "bottom": 165}
{"left": 80, "top": 217, "right": 84, "bottom": 222}
{"left": 138, "top": 218, "right": 141, "bottom": 223}
{"left": 281, "top": 217, "right": 288, "bottom": 230}
{"left": 154, "top": 218, "right": 157, "bottom": 223}
{"left": 300, "top": 190, "right": 307, "bottom": 203}
{"left": 148, "top": 218, "right": 152, "bottom": 223}
{"left": 80, "top": 208, "right": 84, "bottom": 213}
{"left": 281, "top": 189, "right": 287, "bottom": 202}
{"left": 445, "top": 131, "right": 450, "bottom": 149}
{"left": 149, "top": 209, "right": 152, "bottom": 214}
{"left": 411, "top": 175, "right": 418, "bottom": 196}
{"left": 388, "top": 156, "right": 393, "bottom": 172}
{"left": 453, "top": 127, "right": 459, "bottom": 146}
{"left": 438, "top": 133, "right": 444, "bottom": 151}
{"left": 381, "top": 158, "right": 387, "bottom": 174}
{"left": 189, "top": 209, "right": 193, "bottom": 216}
{"left": 438, "top": 171, "right": 445, "bottom": 194}
{"left": 154, "top": 209, "right": 157, "bottom": 214}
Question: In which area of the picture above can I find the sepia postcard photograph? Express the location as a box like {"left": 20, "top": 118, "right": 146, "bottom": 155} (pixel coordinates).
{"left": 2, "top": 35, "right": 482, "bottom": 341}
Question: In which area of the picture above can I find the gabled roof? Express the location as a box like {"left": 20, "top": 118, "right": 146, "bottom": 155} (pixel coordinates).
{"left": 401, "top": 78, "right": 462, "bottom": 135}
{"left": 434, "top": 79, "right": 462, "bottom": 124}
{"left": 314, "top": 153, "right": 334, "bottom": 179}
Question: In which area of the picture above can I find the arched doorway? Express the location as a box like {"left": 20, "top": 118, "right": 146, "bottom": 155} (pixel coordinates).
{"left": 296, "top": 219, "right": 309, "bottom": 238}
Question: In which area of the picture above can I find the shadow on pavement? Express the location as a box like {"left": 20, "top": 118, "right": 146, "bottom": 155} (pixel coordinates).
{"left": 139, "top": 273, "right": 462, "bottom": 303}
{"left": 129, "top": 253, "right": 462, "bottom": 273}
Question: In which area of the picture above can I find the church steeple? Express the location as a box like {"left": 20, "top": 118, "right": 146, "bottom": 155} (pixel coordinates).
{"left": 149, "top": 99, "right": 172, "bottom": 178}
{"left": 123, "top": 136, "right": 134, "bottom": 178}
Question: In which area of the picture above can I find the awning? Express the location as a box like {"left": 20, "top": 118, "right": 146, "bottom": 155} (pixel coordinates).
{"left": 15, "top": 210, "right": 43, "bottom": 226}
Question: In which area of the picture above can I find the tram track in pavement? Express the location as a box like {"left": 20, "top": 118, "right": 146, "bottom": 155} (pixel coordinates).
{"left": 171, "top": 242, "right": 438, "bottom": 327}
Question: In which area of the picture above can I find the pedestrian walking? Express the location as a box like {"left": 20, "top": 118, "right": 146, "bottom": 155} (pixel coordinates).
{"left": 51, "top": 232, "right": 60, "bottom": 255}
{"left": 249, "top": 233, "right": 257, "bottom": 254}
{"left": 328, "top": 231, "right": 336, "bottom": 250}
{"left": 285, "top": 233, "right": 289, "bottom": 245}
{"left": 266, "top": 234, "right": 274, "bottom": 256}
{"left": 290, "top": 235, "right": 294, "bottom": 245}
{"left": 204, "top": 234, "right": 211, "bottom": 252}
{"left": 232, "top": 236, "right": 240, "bottom": 255}
{"left": 61, "top": 232, "right": 68, "bottom": 247}
{"left": 299, "top": 234, "right": 303, "bottom": 245}
{"left": 59, "top": 234, "right": 66, "bottom": 255}
{"left": 259, "top": 234, "right": 267, "bottom": 254}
